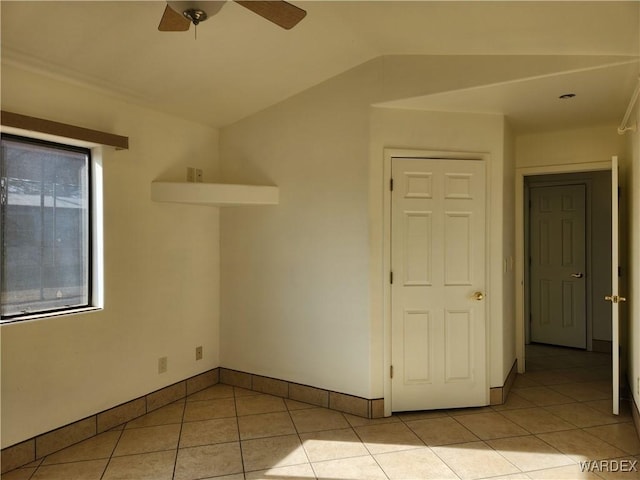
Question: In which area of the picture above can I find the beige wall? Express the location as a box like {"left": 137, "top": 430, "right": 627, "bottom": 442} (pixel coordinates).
{"left": 1, "top": 65, "right": 221, "bottom": 447}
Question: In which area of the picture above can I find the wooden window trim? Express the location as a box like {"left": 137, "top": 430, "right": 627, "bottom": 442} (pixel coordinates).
{"left": 1, "top": 111, "right": 128, "bottom": 150}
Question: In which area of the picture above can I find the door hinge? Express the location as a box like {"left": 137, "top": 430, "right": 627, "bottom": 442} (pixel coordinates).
{"left": 390, "top": 271, "right": 393, "bottom": 284}
{"left": 0, "top": 177, "right": 6, "bottom": 206}
{"left": 390, "top": 178, "right": 394, "bottom": 191}
{"left": 390, "top": 365, "right": 394, "bottom": 378}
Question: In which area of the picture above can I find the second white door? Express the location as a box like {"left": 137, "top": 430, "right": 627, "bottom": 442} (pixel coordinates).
{"left": 529, "top": 184, "right": 587, "bottom": 349}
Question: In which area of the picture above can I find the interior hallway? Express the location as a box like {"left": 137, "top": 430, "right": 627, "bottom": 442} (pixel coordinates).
{"left": 2, "top": 344, "right": 638, "bottom": 480}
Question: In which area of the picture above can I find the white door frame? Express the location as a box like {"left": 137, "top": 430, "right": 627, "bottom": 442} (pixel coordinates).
{"left": 383, "top": 148, "right": 491, "bottom": 416}
{"left": 515, "top": 160, "right": 612, "bottom": 374}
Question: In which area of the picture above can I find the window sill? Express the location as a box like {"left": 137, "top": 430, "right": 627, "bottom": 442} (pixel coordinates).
{"left": 0, "top": 306, "right": 103, "bottom": 325}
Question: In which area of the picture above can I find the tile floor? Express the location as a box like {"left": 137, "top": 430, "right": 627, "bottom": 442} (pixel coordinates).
{"left": 3, "top": 344, "right": 640, "bottom": 480}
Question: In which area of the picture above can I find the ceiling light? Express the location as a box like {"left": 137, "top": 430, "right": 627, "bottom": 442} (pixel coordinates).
{"left": 559, "top": 93, "right": 576, "bottom": 99}
{"left": 168, "top": 1, "right": 224, "bottom": 25}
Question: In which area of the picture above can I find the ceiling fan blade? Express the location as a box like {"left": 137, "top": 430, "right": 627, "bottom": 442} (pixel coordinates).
{"left": 158, "top": 4, "right": 191, "bottom": 31}
{"left": 234, "top": 1, "right": 306, "bottom": 30}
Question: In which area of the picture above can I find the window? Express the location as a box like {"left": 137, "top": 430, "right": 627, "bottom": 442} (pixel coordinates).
{"left": 1, "top": 134, "right": 92, "bottom": 320}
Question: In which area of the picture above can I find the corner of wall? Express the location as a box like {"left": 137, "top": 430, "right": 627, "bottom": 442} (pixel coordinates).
{"left": 502, "top": 118, "right": 517, "bottom": 383}
{"left": 627, "top": 87, "right": 640, "bottom": 412}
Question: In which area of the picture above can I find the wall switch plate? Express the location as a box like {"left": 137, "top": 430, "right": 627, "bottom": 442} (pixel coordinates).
{"left": 158, "top": 356, "right": 168, "bottom": 374}
{"left": 187, "top": 167, "right": 195, "bottom": 182}
{"left": 195, "top": 346, "right": 203, "bottom": 361}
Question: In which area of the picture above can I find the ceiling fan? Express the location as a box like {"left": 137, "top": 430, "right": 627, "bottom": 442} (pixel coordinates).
{"left": 158, "top": 1, "right": 307, "bottom": 31}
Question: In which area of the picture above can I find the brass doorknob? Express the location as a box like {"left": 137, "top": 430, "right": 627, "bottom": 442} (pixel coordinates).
{"left": 605, "top": 295, "right": 627, "bottom": 303}
{"left": 472, "top": 291, "right": 485, "bottom": 301}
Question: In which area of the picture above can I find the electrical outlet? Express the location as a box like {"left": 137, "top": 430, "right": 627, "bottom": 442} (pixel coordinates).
{"left": 195, "top": 346, "right": 203, "bottom": 361}
{"left": 187, "top": 167, "right": 195, "bottom": 182}
{"left": 158, "top": 356, "right": 168, "bottom": 374}
{"left": 195, "top": 169, "right": 203, "bottom": 183}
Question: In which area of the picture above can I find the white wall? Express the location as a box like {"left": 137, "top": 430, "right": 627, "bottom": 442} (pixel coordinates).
{"left": 627, "top": 98, "right": 640, "bottom": 410}
{"left": 219, "top": 61, "right": 379, "bottom": 398}
{"left": 219, "top": 55, "right": 519, "bottom": 400}
{"left": 624, "top": 1, "right": 639, "bottom": 417}
{"left": 1, "top": 65, "right": 221, "bottom": 447}
{"left": 502, "top": 121, "right": 517, "bottom": 375}
{"left": 516, "top": 125, "right": 627, "bottom": 169}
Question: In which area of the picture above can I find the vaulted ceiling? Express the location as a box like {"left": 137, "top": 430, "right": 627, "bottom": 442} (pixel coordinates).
{"left": 2, "top": 1, "right": 639, "bottom": 132}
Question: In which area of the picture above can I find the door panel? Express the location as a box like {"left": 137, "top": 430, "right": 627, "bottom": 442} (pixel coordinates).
{"left": 404, "top": 212, "right": 432, "bottom": 285}
{"left": 391, "top": 158, "right": 486, "bottom": 412}
{"left": 445, "top": 309, "right": 473, "bottom": 381}
{"left": 530, "top": 185, "right": 587, "bottom": 349}
{"left": 445, "top": 212, "right": 472, "bottom": 285}
{"left": 403, "top": 310, "right": 432, "bottom": 383}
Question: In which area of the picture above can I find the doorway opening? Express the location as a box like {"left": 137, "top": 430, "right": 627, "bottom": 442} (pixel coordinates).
{"left": 515, "top": 158, "right": 623, "bottom": 415}
{"left": 524, "top": 171, "right": 612, "bottom": 353}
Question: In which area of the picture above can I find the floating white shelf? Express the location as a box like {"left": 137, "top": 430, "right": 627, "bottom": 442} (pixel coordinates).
{"left": 151, "top": 182, "right": 279, "bottom": 206}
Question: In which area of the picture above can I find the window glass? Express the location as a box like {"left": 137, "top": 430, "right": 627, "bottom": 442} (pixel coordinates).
{"left": 1, "top": 135, "right": 90, "bottom": 318}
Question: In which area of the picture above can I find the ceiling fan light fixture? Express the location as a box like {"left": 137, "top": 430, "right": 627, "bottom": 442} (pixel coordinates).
{"left": 183, "top": 8, "right": 207, "bottom": 25}
{"left": 167, "top": 1, "right": 225, "bottom": 25}
{"left": 159, "top": 0, "right": 307, "bottom": 32}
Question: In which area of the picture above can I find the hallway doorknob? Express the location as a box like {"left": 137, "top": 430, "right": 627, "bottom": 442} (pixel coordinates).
{"left": 605, "top": 294, "right": 627, "bottom": 303}
{"left": 472, "top": 291, "right": 485, "bottom": 301}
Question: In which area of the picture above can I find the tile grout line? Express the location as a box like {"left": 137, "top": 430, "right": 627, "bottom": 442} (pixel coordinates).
{"left": 170, "top": 398, "right": 188, "bottom": 480}
{"left": 21, "top": 458, "right": 38, "bottom": 480}
{"left": 396, "top": 409, "right": 469, "bottom": 479}
{"left": 98, "top": 425, "right": 127, "bottom": 480}
{"left": 283, "top": 391, "right": 316, "bottom": 478}
{"left": 400, "top": 401, "right": 567, "bottom": 478}
{"left": 340, "top": 422, "right": 415, "bottom": 473}
{"left": 234, "top": 387, "right": 249, "bottom": 478}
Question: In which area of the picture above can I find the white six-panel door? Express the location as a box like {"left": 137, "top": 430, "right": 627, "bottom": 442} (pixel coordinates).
{"left": 391, "top": 158, "right": 487, "bottom": 411}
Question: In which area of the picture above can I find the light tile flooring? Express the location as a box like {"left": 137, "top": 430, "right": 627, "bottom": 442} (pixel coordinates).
{"left": 3, "top": 344, "right": 640, "bottom": 480}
